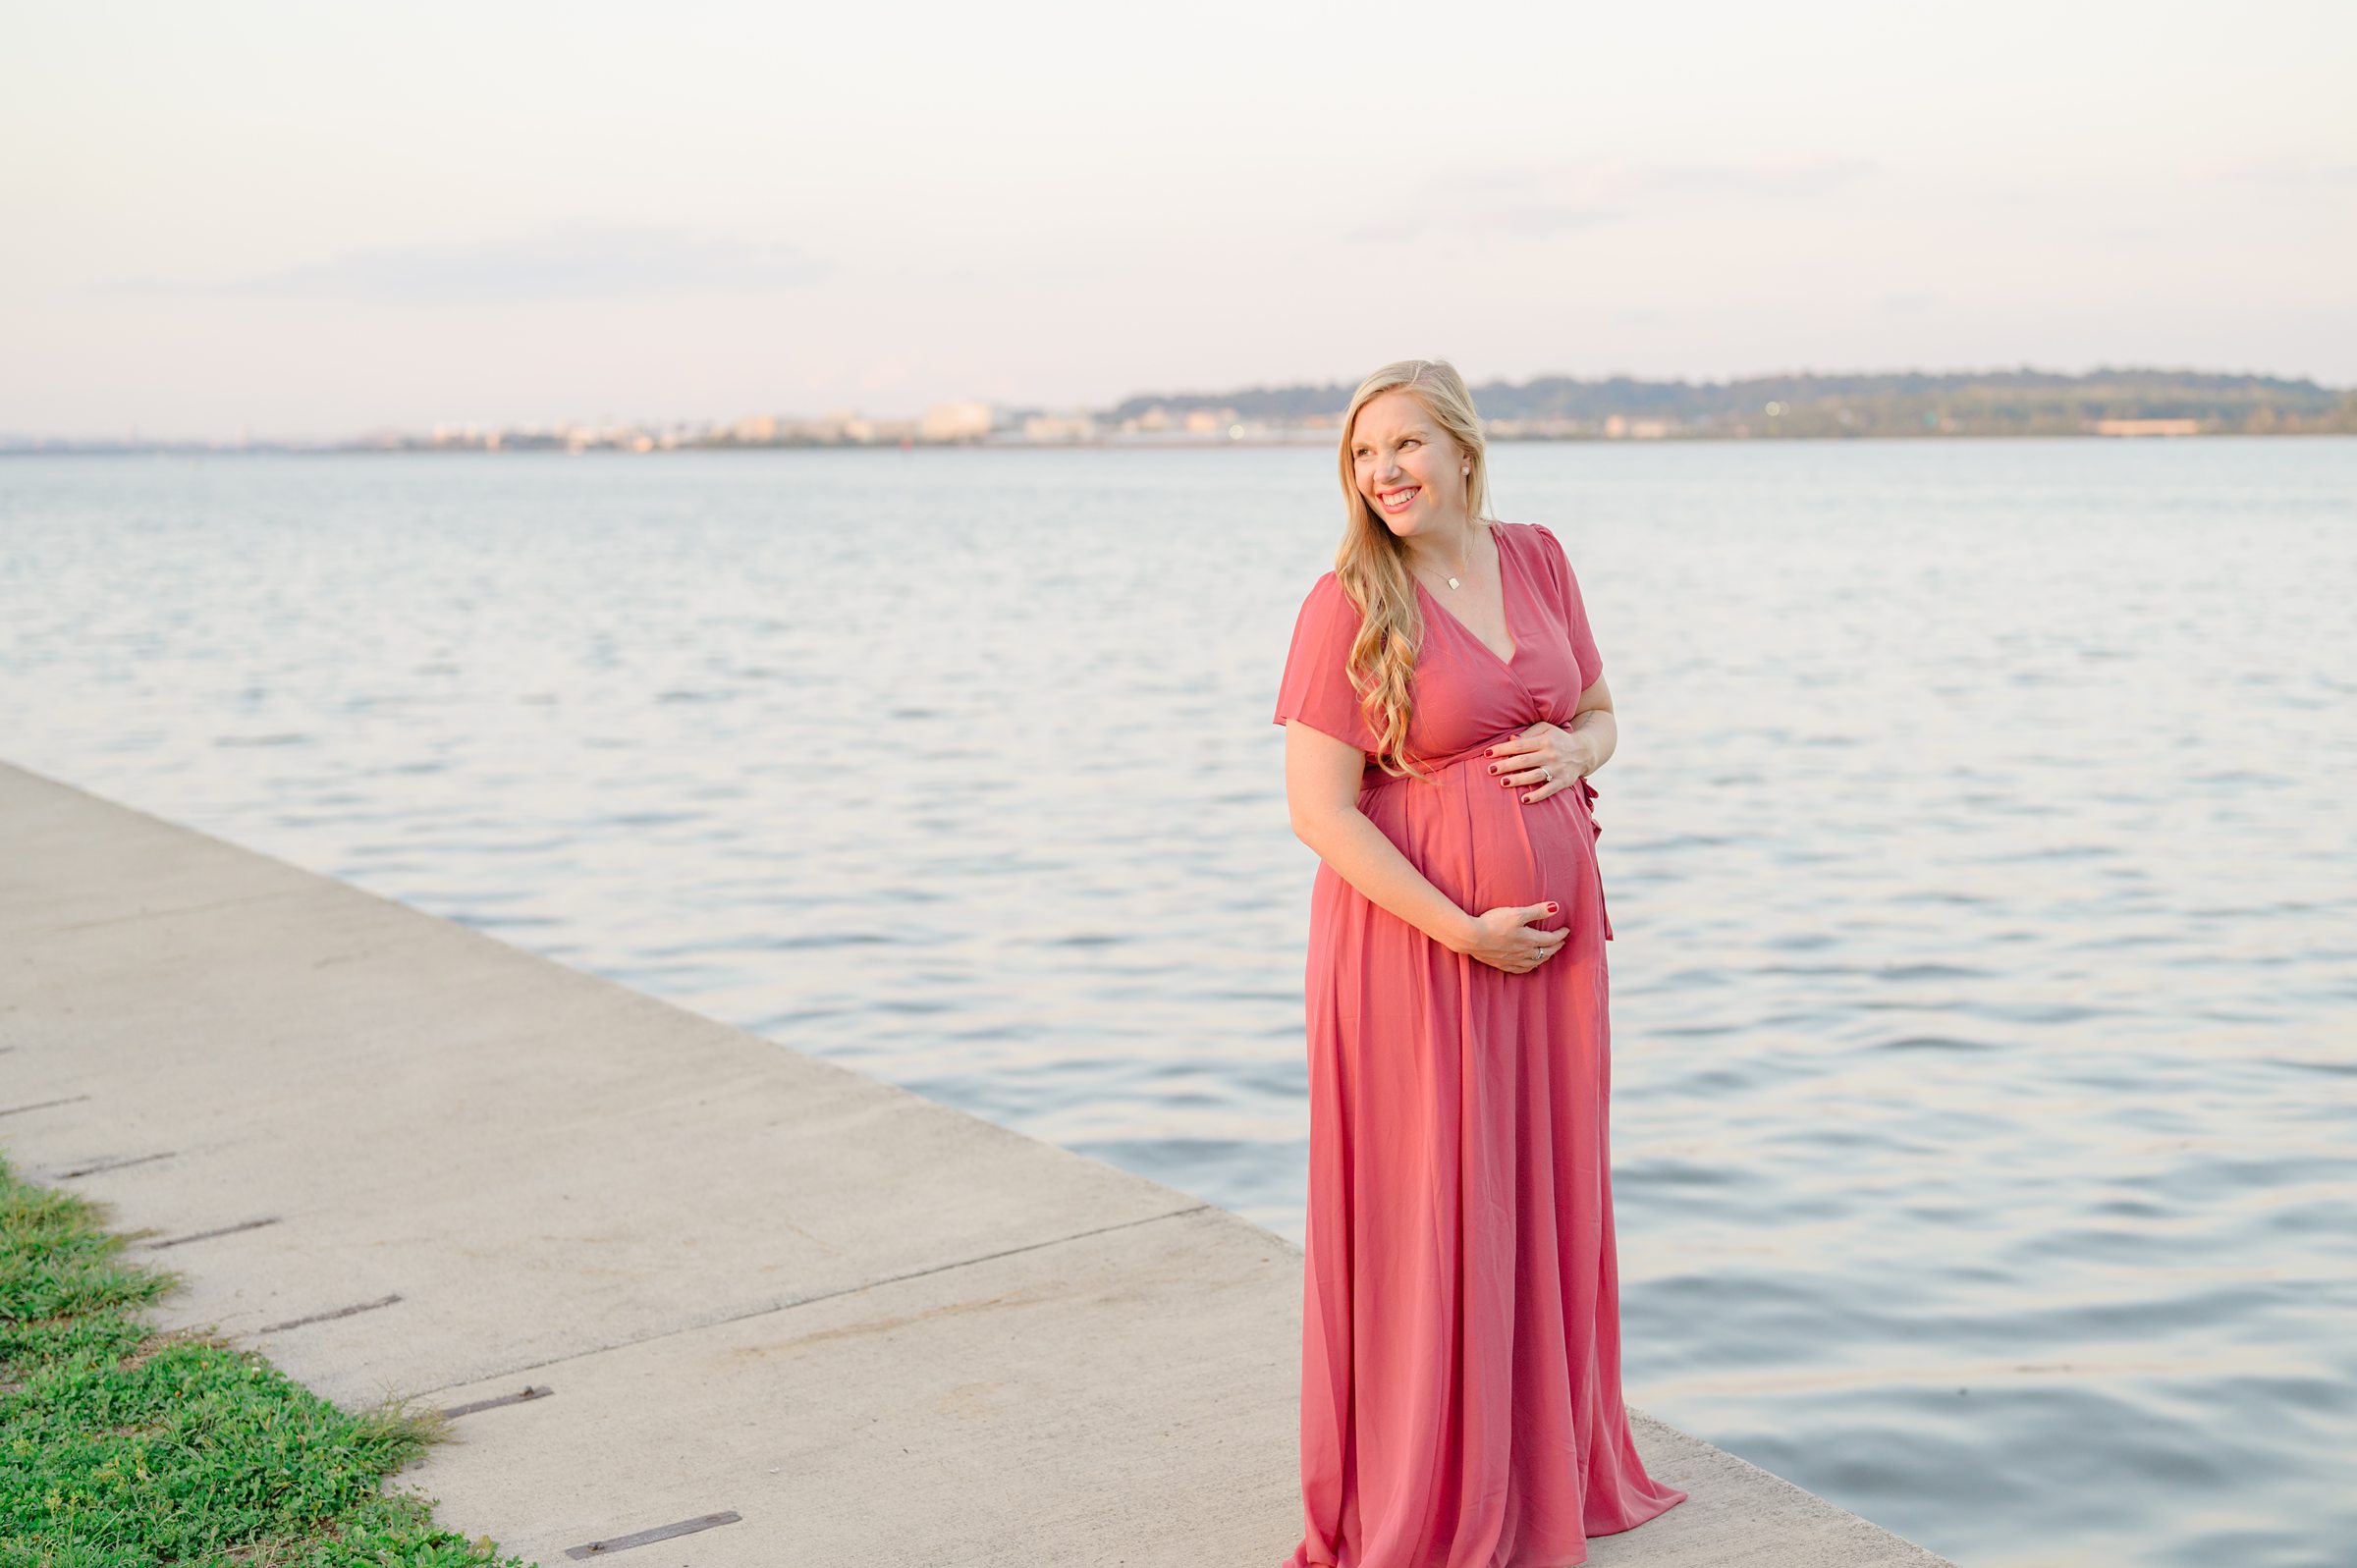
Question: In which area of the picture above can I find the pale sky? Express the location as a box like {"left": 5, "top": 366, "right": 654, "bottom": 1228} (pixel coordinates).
{"left": 3, "top": 0, "right": 2351, "bottom": 441}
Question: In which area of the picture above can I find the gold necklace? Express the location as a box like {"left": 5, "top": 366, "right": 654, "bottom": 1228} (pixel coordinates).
{"left": 1418, "top": 527, "right": 1478, "bottom": 590}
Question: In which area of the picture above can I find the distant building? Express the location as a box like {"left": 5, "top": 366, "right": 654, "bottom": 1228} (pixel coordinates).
{"left": 1485, "top": 415, "right": 1595, "bottom": 439}
{"left": 1022, "top": 410, "right": 1099, "bottom": 443}
{"left": 922, "top": 401, "right": 994, "bottom": 441}
{"left": 2093, "top": 418, "right": 2203, "bottom": 437}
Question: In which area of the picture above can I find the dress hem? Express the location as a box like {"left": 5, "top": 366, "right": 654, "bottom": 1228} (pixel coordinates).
{"left": 1281, "top": 1485, "right": 1689, "bottom": 1568}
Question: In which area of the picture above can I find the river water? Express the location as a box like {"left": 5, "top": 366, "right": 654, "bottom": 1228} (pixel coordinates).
{"left": 2, "top": 440, "right": 2350, "bottom": 1567}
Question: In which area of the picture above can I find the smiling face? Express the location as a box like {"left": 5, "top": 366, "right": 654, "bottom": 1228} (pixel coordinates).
{"left": 1349, "top": 388, "right": 1467, "bottom": 538}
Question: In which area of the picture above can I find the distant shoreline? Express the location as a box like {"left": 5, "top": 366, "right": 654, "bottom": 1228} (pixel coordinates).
{"left": 6, "top": 428, "right": 2355, "bottom": 458}
{"left": 10, "top": 364, "right": 2351, "bottom": 454}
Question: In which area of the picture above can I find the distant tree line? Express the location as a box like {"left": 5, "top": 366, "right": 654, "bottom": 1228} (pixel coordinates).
{"left": 1105, "top": 368, "right": 2357, "bottom": 437}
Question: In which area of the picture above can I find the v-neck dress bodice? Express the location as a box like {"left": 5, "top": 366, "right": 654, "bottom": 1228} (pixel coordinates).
{"left": 1411, "top": 527, "right": 1520, "bottom": 667}
{"left": 1269, "top": 520, "right": 1686, "bottom": 1568}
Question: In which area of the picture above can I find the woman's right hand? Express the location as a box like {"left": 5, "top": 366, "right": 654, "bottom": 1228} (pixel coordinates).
{"left": 1457, "top": 902, "right": 1566, "bottom": 973}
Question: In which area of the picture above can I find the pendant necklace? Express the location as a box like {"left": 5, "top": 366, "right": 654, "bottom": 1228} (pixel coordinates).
{"left": 1431, "top": 529, "right": 1474, "bottom": 590}
{"left": 1405, "top": 470, "right": 1476, "bottom": 589}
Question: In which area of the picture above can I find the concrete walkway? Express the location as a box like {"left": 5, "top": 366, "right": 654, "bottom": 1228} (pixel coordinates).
{"left": 0, "top": 759, "right": 1952, "bottom": 1567}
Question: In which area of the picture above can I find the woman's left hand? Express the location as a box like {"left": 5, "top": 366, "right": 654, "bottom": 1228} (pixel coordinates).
{"left": 1486, "top": 723, "right": 1589, "bottom": 804}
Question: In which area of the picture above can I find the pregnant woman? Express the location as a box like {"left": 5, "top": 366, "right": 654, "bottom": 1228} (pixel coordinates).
{"left": 1274, "top": 359, "right": 1688, "bottom": 1567}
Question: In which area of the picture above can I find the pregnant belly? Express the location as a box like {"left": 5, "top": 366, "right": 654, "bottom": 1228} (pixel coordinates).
{"left": 1359, "top": 752, "right": 1608, "bottom": 951}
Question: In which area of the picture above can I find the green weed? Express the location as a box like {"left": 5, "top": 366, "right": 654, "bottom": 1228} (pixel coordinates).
{"left": 0, "top": 1150, "right": 529, "bottom": 1568}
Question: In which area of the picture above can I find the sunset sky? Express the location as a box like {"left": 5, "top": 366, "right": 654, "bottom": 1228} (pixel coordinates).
{"left": 3, "top": 0, "right": 2351, "bottom": 440}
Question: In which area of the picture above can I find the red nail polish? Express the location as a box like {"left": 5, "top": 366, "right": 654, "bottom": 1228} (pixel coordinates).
{"left": 1546, "top": 903, "right": 1560, "bottom": 914}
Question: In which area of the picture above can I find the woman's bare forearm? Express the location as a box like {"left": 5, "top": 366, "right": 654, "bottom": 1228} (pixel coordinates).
{"left": 1569, "top": 709, "right": 1617, "bottom": 775}
{"left": 1293, "top": 807, "right": 1479, "bottom": 954}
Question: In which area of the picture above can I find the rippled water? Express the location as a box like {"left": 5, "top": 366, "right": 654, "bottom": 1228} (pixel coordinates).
{"left": 2, "top": 442, "right": 2351, "bottom": 1567}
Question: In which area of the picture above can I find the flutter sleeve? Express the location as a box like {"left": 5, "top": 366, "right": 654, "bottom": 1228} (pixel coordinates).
{"left": 1272, "top": 571, "right": 1383, "bottom": 755}
{"left": 1527, "top": 522, "right": 1604, "bottom": 692}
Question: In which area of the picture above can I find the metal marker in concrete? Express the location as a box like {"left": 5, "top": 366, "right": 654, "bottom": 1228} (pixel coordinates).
{"left": 440, "top": 1384, "right": 555, "bottom": 1420}
{"left": 0, "top": 759, "right": 1955, "bottom": 1567}
{"left": 564, "top": 1509, "right": 743, "bottom": 1558}
{"left": 143, "top": 1216, "right": 285, "bottom": 1249}
{"left": 254, "top": 1293, "right": 407, "bottom": 1335}
{"left": 57, "top": 1149, "right": 177, "bottom": 1179}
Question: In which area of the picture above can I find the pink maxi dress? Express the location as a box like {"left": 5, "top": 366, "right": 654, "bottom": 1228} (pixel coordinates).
{"left": 1272, "top": 520, "right": 1688, "bottom": 1568}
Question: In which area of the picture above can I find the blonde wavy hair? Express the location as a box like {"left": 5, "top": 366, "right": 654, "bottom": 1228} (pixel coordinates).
{"left": 1333, "top": 357, "right": 1495, "bottom": 782}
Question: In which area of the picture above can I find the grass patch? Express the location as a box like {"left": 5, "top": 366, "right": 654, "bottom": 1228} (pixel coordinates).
{"left": 0, "top": 1148, "right": 529, "bottom": 1567}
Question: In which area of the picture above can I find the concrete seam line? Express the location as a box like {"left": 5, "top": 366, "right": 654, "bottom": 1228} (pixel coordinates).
{"left": 408, "top": 1200, "right": 1219, "bottom": 1399}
